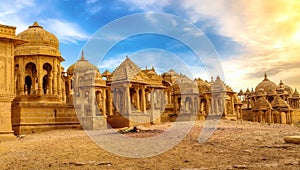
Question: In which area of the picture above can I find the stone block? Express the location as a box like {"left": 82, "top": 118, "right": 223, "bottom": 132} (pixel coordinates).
{"left": 284, "top": 136, "right": 300, "bottom": 144}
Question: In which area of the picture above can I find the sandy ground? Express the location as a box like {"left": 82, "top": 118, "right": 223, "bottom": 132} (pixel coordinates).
{"left": 0, "top": 120, "right": 300, "bottom": 170}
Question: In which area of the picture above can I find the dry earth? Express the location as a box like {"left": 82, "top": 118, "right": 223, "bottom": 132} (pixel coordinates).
{"left": 1, "top": 120, "right": 300, "bottom": 170}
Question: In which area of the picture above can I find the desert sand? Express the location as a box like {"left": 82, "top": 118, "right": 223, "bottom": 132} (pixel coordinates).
{"left": 1, "top": 120, "right": 300, "bottom": 170}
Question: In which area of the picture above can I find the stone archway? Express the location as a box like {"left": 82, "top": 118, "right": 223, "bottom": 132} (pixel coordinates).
{"left": 43, "top": 63, "right": 52, "bottom": 94}
{"left": 43, "top": 75, "right": 48, "bottom": 94}
{"left": 25, "top": 76, "right": 32, "bottom": 94}
{"left": 24, "top": 62, "right": 37, "bottom": 95}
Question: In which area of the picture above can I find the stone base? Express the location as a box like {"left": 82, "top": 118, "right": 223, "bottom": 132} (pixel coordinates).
{"left": 176, "top": 114, "right": 197, "bottom": 121}
{"left": 160, "top": 112, "right": 170, "bottom": 123}
{"left": 79, "top": 116, "right": 107, "bottom": 130}
{"left": 12, "top": 101, "right": 80, "bottom": 135}
{"left": 12, "top": 123, "right": 81, "bottom": 135}
{"left": 107, "top": 113, "right": 151, "bottom": 128}
{"left": 149, "top": 109, "right": 162, "bottom": 125}
{"left": 0, "top": 131, "right": 15, "bottom": 140}
{"left": 224, "top": 114, "right": 238, "bottom": 120}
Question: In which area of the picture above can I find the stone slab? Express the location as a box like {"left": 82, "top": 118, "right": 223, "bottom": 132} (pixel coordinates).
{"left": 284, "top": 136, "right": 300, "bottom": 144}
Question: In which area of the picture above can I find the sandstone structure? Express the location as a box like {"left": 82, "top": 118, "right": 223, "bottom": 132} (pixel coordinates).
{"left": 239, "top": 73, "right": 300, "bottom": 124}
{"left": 0, "top": 24, "right": 24, "bottom": 139}
{"left": 11, "top": 22, "right": 80, "bottom": 135}
{"left": 0, "top": 21, "right": 298, "bottom": 137}
{"left": 69, "top": 55, "right": 242, "bottom": 128}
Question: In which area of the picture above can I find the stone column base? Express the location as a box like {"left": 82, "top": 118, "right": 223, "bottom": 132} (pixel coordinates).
{"left": 0, "top": 131, "right": 15, "bottom": 140}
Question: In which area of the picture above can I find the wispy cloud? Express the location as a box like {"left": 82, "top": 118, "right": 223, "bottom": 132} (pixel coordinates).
{"left": 118, "top": 0, "right": 171, "bottom": 12}
{"left": 0, "top": 0, "right": 89, "bottom": 45}
{"left": 40, "top": 19, "right": 90, "bottom": 44}
{"left": 119, "top": 0, "right": 300, "bottom": 91}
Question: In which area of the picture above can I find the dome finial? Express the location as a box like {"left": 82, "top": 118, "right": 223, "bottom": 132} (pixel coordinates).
{"left": 33, "top": 21, "right": 39, "bottom": 26}
{"left": 264, "top": 72, "right": 269, "bottom": 81}
{"left": 29, "top": 21, "right": 43, "bottom": 28}
{"left": 80, "top": 50, "right": 86, "bottom": 61}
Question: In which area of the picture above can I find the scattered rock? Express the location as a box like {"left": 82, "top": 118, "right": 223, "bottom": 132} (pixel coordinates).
{"left": 69, "top": 162, "right": 86, "bottom": 166}
{"left": 118, "top": 127, "right": 138, "bottom": 133}
{"left": 232, "top": 164, "right": 247, "bottom": 169}
{"left": 243, "top": 150, "right": 252, "bottom": 154}
{"left": 284, "top": 136, "right": 300, "bottom": 144}
{"left": 16, "top": 135, "right": 25, "bottom": 139}
{"left": 98, "top": 162, "right": 112, "bottom": 166}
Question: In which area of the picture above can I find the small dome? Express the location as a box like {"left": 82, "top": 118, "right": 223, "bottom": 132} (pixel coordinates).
{"left": 278, "top": 80, "right": 293, "bottom": 95}
{"left": 244, "top": 88, "right": 250, "bottom": 95}
{"left": 67, "top": 51, "right": 99, "bottom": 75}
{"left": 15, "top": 21, "right": 60, "bottom": 56}
{"left": 292, "top": 88, "right": 300, "bottom": 98}
{"left": 255, "top": 73, "right": 277, "bottom": 95}
{"left": 238, "top": 89, "right": 244, "bottom": 96}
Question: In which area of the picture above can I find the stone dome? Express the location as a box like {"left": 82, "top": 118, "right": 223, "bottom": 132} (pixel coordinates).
{"left": 67, "top": 51, "right": 99, "bottom": 75}
{"left": 255, "top": 73, "right": 277, "bottom": 95}
{"left": 278, "top": 80, "right": 293, "bottom": 94}
{"left": 15, "top": 21, "right": 61, "bottom": 56}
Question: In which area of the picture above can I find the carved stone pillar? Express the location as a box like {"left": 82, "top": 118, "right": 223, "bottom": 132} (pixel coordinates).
{"left": 125, "top": 85, "right": 131, "bottom": 115}
{"left": 108, "top": 89, "right": 113, "bottom": 115}
{"left": 0, "top": 24, "right": 22, "bottom": 139}
{"left": 57, "top": 65, "right": 62, "bottom": 96}
{"left": 48, "top": 73, "right": 53, "bottom": 94}
{"left": 102, "top": 89, "right": 106, "bottom": 116}
{"left": 141, "top": 86, "right": 146, "bottom": 112}
{"left": 53, "top": 60, "right": 58, "bottom": 95}
{"left": 136, "top": 88, "right": 140, "bottom": 111}
{"left": 37, "top": 60, "right": 43, "bottom": 95}
{"left": 19, "top": 71, "right": 25, "bottom": 95}
{"left": 91, "top": 88, "right": 96, "bottom": 117}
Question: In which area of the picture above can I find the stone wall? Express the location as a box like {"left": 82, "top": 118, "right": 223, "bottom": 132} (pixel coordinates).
{"left": 12, "top": 103, "right": 80, "bottom": 135}
{"left": 0, "top": 24, "right": 18, "bottom": 140}
{"left": 241, "top": 109, "right": 254, "bottom": 121}
{"left": 293, "top": 109, "right": 300, "bottom": 124}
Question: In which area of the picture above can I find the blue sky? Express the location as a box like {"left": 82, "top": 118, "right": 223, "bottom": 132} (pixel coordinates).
{"left": 1, "top": 0, "right": 300, "bottom": 92}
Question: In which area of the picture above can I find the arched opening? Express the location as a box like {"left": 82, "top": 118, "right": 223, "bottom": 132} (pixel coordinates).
{"left": 25, "top": 76, "right": 32, "bottom": 94}
{"left": 177, "top": 97, "right": 182, "bottom": 110}
{"left": 43, "top": 75, "right": 48, "bottom": 94}
{"left": 185, "top": 97, "right": 192, "bottom": 112}
{"left": 65, "top": 81, "right": 69, "bottom": 96}
{"left": 25, "top": 62, "right": 37, "bottom": 94}
{"left": 43, "top": 63, "right": 52, "bottom": 94}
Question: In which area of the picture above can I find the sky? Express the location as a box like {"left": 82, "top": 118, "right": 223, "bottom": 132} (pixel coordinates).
{"left": 0, "top": 0, "right": 300, "bottom": 92}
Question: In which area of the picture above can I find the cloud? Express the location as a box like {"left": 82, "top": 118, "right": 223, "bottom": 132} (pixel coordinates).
{"left": 120, "top": 0, "right": 300, "bottom": 91}
{"left": 0, "top": 1, "right": 89, "bottom": 45}
{"left": 0, "top": 0, "right": 37, "bottom": 32}
{"left": 98, "top": 52, "right": 131, "bottom": 72}
{"left": 40, "top": 19, "right": 90, "bottom": 44}
{"left": 118, "top": 0, "right": 171, "bottom": 12}
{"left": 85, "top": 0, "right": 102, "bottom": 15}
{"left": 85, "top": 0, "right": 97, "bottom": 5}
